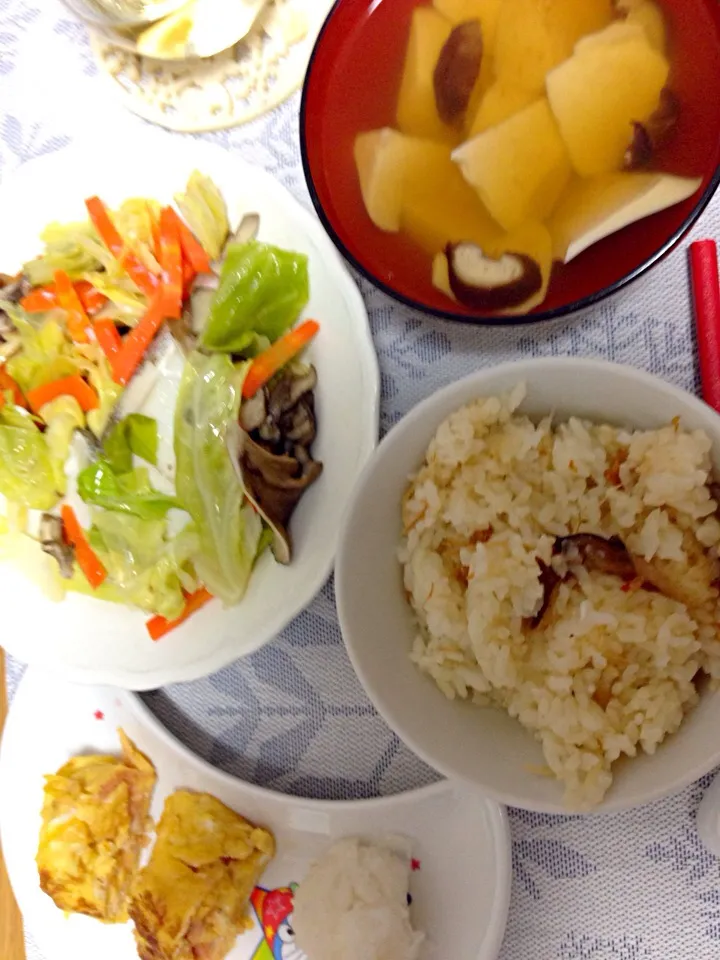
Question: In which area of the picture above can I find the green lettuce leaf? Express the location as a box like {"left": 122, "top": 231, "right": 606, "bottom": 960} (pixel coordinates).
{"left": 104, "top": 414, "right": 158, "bottom": 472}
{"left": 201, "top": 241, "right": 309, "bottom": 353}
{"left": 87, "top": 511, "right": 199, "bottom": 619}
{"left": 174, "top": 171, "right": 229, "bottom": 261}
{"left": 77, "top": 461, "right": 178, "bottom": 520}
{"left": 174, "top": 351, "right": 262, "bottom": 605}
{"left": 0, "top": 405, "right": 63, "bottom": 509}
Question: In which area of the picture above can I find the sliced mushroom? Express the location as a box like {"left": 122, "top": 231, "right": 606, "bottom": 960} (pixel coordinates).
{"left": 266, "top": 364, "right": 318, "bottom": 421}
{"left": 219, "top": 212, "right": 261, "bottom": 262}
{"left": 433, "top": 20, "right": 484, "bottom": 126}
{"left": 623, "top": 122, "right": 654, "bottom": 170}
{"left": 554, "top": 533, "right": 637, "bottom": 581}
{"left": 647, "top": 88, "right": 680, "bottom": 145}
{"left": 527, "top": 559, "right": 562, "bottom": 629}
{"left": 623, "top": 88, "right": 680, "bottom": 170}
{"left": 0, "top": 273, "right": 29, "bottom": 341}
{"left": 0, "top": 273, "right": 30, "bottom": 304}
{"left": 39, "top": 512, "right": 75, "bottom": 579}
{"left": 228, "top": 424, "right": 323, "bottom": 564}
{"left": 232, "top": 212, "right": 261, "bottom": 246}
{"left": 279, "top": 396, "right": 317, "bottom": 447}
{"left": 446, "top": 242, "right": 542, "bottom": 311}
{"left": 239, "top": 387, "right": 268, "bottom": 433}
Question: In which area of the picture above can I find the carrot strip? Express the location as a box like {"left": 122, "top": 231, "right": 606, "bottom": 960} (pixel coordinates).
{"left": 159, "top": 207, "right": 183, "bottom": 319}
{"left": 85, "top": 196, "right": 158, "bottom": 297}
{"left": 75, "top": 281, "right": 107, "bottom": 315}
{"left": 94, "top": 319, "right": 123, "bottom": 367}
{"left": 0, "top": 366, "right": 28, "bottom": 410}
{"left": 20, "top": 286, "right": 57, "bottom": 313}
{"left": 27, "top": 375, "right": 99, "bottom": 415}
{"left": 167, "top": 207, "right": 212, "bottom": 275}
{"left": 146, "top": 587, "right": 213, "bottom": 641}
{"left": 21, "top": 281, "right": 107, "bottom": 315}
{"left": 182, "top": 258, "right": 196, "bottom": 299}
{"left": 112, "top": 290, "right": 170, "bottom": 386}
{"left": 61, "top": 505, "right": 107, "bottom": 590}
{"left": 54, "top": 270, "right": 90, "bottom": 343}
{"left": 242, "top": 320, "right": 320, "bottom": 399}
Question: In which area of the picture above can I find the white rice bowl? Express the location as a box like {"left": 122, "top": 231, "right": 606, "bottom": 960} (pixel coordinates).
{"left": 400, "top": 383, "right": 720, "bottom": 809}
{"left": 336, "top": 359, "right": 720, "bottom": 813}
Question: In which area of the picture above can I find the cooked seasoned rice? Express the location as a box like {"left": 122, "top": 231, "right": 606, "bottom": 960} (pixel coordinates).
{"left": 400, "top": 384, "right": 720, "bottom": 808}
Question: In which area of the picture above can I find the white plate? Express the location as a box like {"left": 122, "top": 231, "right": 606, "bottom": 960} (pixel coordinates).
{"left": 0, "top": 669, "right": 512, "bottom": 960}
{"left": 0, "top": 130, "right": 378, "bottom": 689}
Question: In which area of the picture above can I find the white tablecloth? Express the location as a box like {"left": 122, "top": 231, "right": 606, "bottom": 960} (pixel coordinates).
{"left": 2, "top": 1, "right": 720, "bottom": 957}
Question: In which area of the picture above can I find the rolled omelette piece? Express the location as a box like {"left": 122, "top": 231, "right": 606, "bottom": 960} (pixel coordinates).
{"left": 36, "top": 729, "right": 157, "bottom": 923}
{"left": 130, "top": 789, "right": 276, "bottom": 960}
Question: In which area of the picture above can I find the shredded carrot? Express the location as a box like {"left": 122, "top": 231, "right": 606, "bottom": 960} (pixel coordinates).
{"left": 54, "top": 270, "right": 90, "bottom": 343}
{"left": 85, "top": 196, "right": 158, "bottom": 297}
{"left": 166, "top": 207, "right": 212, "bottom": 275}
{"left": 242, "top": 320, "right": 320, "bottom": 399}
{"left": 146, "top": 587, "right": 213, "bottom": 640}
{"left": 21, "top": 280, "right": 106, "bottom": 315}
{"left": 27, "top": 375, "right": 99, "bottom": 415}
{"left": 111, "top": 289, "right": 170, "bottom": 386}
{"left": 159, "top": 206, "right": 183, "bottom": 319}
{"left": 20, "top": 286, "right": 57, "bottom": 313}
{"left": 94, "top": 319, "right": 123, "bottom": 368}
{"left": 0, "top": 366, "right": 27, "bottom": 410}
{"left": 61, "top": 505, "right": 107, "bottom": 589}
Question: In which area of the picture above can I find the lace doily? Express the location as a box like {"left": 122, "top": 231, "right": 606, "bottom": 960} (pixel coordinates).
{"left": 88, "top": 0, "right": 332, "bottom": 132}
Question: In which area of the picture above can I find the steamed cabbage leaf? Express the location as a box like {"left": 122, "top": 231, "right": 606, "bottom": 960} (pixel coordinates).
{"left": 174, "top": 352, "right": 262, "bottom": 605}
{"left": 78, "top": 461, "right": 178, "bottom": 520}
{"left": 24, "top": 221, "right": 109, "bottom": 285}
{"left": 0, "top": 405, "right": 64, "bottom": 509}
{"left": 201, "top": 241, "right": 309, "bottom": 353}
{"left": 174, "top": 171, "right": 229, "bottom": 261}
{"left": 87, "top": 511, "right": 199, "bottom": 619}
{"left": 104, "top": 414, "right": 158, "bottom": 472}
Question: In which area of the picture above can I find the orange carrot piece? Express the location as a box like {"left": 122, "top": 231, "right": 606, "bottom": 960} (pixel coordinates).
{"left": 85, "top": 196, "right": 158, "bottom": 298}
{"left": 166, "top": 207, "right": 212, "bottom": 275}
{"left": 0, "top": 366, "right": 28, "bottom": 410}
{"left": 112, "top": 290, "right": 170, "bottom": 386}
{"left": 61, "top": 505, "right": 107, "bottom": 589}
{"left": 54, "top": 270, "right": 90, "bottom": 343}
{"left": 146, "top": 587, "right": 213, "bottom": 641}
{"left": 242, "top": 320, "right": 320, "bottom": 399}
{"left": 27, "top": 375, "right": 99, "bottom": 415}
{"left": 94, "top": 319, "right": 123, "bottom": 367}
{"left": 159, "top": 207, "right": 183, "bottom": 319}
{"left": 75, "top": 281, "right": 107, "bottom": 315}
{"left": 20, "top": 286, "right": 57, "bottom": 313}
{"left": 21, "top": 281, "right": 106, "bottom": 315}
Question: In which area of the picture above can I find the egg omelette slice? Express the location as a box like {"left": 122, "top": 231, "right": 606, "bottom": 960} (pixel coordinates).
{"left": 130, "top": 789, "right": 276, "bottom": 960}
{"left": 36, "top": 729, "right": 156, "bottom": 923}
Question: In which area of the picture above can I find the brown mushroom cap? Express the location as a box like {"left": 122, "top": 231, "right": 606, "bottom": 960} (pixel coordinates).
{"left": 433, "top": 20, "right": 484, "bottom": 126}
{"left": 446, "top": 242, "right": 542, "bottom": 311}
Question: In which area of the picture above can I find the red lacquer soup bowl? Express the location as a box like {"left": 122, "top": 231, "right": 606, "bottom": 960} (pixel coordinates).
{"left": 300, "top": 0, "right": 720, "bottom": 326}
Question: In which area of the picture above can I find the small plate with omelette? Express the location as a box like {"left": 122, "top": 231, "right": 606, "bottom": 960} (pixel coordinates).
{"left": 0, "top": 669, "right": 511, "bottom": 960}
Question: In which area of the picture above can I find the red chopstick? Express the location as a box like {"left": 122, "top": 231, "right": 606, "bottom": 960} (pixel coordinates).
{"left": 690, "top": 240, "right": 720, "bottom": 412}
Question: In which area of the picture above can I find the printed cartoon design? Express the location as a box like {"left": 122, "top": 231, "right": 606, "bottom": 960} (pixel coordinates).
{"left": 250, "top": 884, "right": 306, "bottom": 960}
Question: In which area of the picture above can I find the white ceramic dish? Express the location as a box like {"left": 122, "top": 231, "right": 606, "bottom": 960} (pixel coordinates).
{"left": 0, "top": 130, "right": 379, "bottom": 690}
{"left": 0, "top": 669, "right": 512, "bottom": 960}
{"left": 336, "top": 357, "right": 720, "bottom": 814}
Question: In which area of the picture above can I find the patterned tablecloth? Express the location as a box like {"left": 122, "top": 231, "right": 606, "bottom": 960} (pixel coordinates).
{"left": 3, "top": 1, "right": 720, "bottom": 957}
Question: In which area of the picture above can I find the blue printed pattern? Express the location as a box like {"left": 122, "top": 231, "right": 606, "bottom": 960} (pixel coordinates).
{"left": 0, "top": 0, "right": 39, "bottom": 76}
{"left": 3, "top": 5, "right": 720, "bottom": 960}
{"left": 559, "top": 934, "right": 652, "bottom": 959}
{"left": 645, "top": 775, "right": 720, "bottom": 941}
